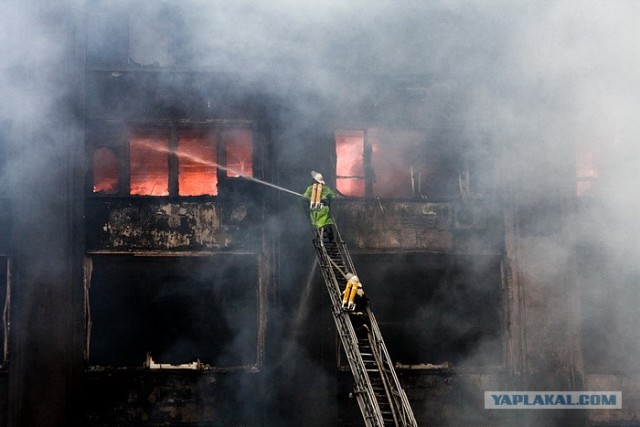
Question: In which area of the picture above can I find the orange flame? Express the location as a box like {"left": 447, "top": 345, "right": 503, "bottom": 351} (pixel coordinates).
{"left": 178, "top": 130, "right": 217, "bottom": 196}
{"left": 335, "top": 130, "right": 365, "bottom": 196}
{"left": 129, "top": 132, "right": 170, "bottom": 196}
{"left": 92, "top": 147, "right": 119, "bottom": 194}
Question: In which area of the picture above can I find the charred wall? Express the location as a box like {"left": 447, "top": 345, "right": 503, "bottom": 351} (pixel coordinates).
{"left": 0, "top": 51, "right": 588, "bottom": 427}
{"left": 79, "top": 67, "right": 281, "bottom": 425}
{"left": 330, "top": 198, "right": 509, "bottom": 426}
{"left": 32, "top": 50, "right": 580, "bottom": 427}
{"left": 86, "top": 194, "right": 262, "bottom": 252}
{"left": 0, "top": 2, "right": 618, "bottom": 426}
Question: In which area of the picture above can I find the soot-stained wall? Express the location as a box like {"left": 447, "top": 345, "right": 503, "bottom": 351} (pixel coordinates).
{"left": 9, "top": 46, "right": 578, "bottom": 427}
{"left": 86, "top": 198, "right": 260, "bottom": 252}
{"left": 4, "top": 2, "right": 633, "bottom": 427}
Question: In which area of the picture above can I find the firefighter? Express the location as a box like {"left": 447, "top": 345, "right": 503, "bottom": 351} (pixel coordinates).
{"left": 303, "top": 171, "right": 336, "bottom": 241}
{"left": 343, "top": 273, "right": 369, "bottom": 336}
{"left": 342, "top": 273, "right": 367, "bottom": 312}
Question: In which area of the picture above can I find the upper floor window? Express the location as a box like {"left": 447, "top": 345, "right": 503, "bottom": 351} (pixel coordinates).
{"left": 223, "top": 129, "right": 254, "bottom": 178}
{"left": 177, "top": 130, "right": 217, "bottom": 196}
{"left": 91, "top": 126, "right": 253, "bottom": 197}
{"left": 335, "top": 128, "right": 438, "bottom": 199}
{"left": 335, "top": 130, "right": 366, "bottom": 197}
{"left": 130, "top": 131, "right": 170, "bottom": 196}
{"left": 92, "top": 147, "right": 119, "bottom": 194}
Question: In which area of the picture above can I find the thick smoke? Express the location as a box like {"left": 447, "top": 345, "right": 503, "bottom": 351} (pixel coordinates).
{"left": 130, "top": 2, "right": 640, "bottom": 425}
{"left": 3, "top": 0, "right": 640, "bottom": 425}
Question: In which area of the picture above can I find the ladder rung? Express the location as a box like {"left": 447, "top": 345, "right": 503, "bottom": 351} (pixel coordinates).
{"left": 314, "top": 224, "right": 416, "bottom": 426}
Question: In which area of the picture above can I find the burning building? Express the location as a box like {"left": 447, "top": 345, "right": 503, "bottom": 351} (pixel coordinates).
{"left": 0, "top": 1, "right": 639, "bottom": 426}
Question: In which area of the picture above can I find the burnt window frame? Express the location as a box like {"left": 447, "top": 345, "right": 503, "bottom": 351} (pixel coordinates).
{"left": 87, "top": 122, "right": 256, "bottom": 198}
{"left": 83, "top": 254, "right": 265, "bottom": 372}
{"left": 336, "top": 253, "right": 506, "bottom": 373}
{"left": 91, "top": 146, "right": 120, "bottom": 194}
{"left": 334, "top": 129, "right": 369, "bottom": 197}
{"left": 334, "top": 127, "right": 454, "bottom": 200}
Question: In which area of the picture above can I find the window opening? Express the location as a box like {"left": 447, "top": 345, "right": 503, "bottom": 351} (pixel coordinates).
{"left": 335, "top": 128, "right": 430, "bottom": 199}
{"left": 369, "top": 128, "right": 426, "bottom": 198}
{"left": 92, "top": 126, "right": 254, "bottom": 197}
{"left": 335, "top": 130, "right": 365, "bottom": 197}
{"left": 178, "top": 130, "right": 218, "bottom": 196}
{"left": 223, "top": 128, "right": 253, "bottom": 178}
{"left": 92, "top": 147, "right": 119, "bottom": 194}
{"left": 343, "top": 254, "right": 503, "bottom": 368}
{"left": 87, "top": 255, "right": 261, "bottom": 369}
{"left": 129, "top": 131, "right": 169, "bottom": 196}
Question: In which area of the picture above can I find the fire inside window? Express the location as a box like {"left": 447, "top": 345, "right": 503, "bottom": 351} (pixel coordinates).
{"left": 130, "top": 131, "right": 170, "bottom": 196}
{"left": 92, "top": 147, "right": 119, "bottom": 194}
{"left": 223, "top": 129, "right": 253, "bottom": 178}
{"left": 91, "top": 127, "right": 253, "bottom": 196}
{"left": 177, "top": 130, "right": 217, "bottom": 196}
{"left": 335, "top": 128, "right": 430, "bottom": 199}
{"left": 335, "top": 130, "right": 366, "bottom": 196}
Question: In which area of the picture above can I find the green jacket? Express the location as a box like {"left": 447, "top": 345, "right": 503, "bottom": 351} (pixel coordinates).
{"left": 303, "top": 184, "right": 335, "bottom": 228}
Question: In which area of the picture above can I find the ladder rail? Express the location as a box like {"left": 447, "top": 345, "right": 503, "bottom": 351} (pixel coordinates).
{"left": 362, "top": 325, "right": 401, "bottom": 427}
{"left": 314, "top": 236, "right": 385, "bottom": 426}
{"left": 368, "top": 310, "right": 418, "bottom": 426}
{"left": 332, "top": 224, "right": 416, "bottom": 425}
{"left": 311, "top": 222, "right": 418, "bottom": 426}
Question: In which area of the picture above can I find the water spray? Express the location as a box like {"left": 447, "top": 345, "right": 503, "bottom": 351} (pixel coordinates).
{"left": 140, "top": 139, "right": 304, "bottom": 197}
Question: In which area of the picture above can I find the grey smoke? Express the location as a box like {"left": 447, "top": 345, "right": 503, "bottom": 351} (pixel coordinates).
{"left": 2, "top": 0, "right": 640, "bottom": 425}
